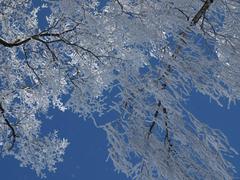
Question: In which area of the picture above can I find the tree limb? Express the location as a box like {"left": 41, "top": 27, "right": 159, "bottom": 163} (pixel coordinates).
{"left": 191, "top": 0, "right": 214, "bottom": 26}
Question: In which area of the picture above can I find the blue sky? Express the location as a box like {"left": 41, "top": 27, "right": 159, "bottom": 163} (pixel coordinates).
{"left": 0, "top": 0, "right": 239, "bottom": 179}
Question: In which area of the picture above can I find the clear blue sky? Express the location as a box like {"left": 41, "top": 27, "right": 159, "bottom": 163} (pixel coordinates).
{"left": 0, "top": 0, "right": 239, "bottom": 179}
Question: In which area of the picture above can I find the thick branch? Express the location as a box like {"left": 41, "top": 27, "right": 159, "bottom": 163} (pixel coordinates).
{"left": 0, "top": 37, "right": 31, "bottom": 48}
{"left": 191, "top": 0, "right": 214, "bottom": 26}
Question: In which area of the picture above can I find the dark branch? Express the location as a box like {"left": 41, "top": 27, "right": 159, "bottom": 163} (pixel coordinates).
{"left": 191, "top": 0, "right": 214, "bottom": 26}
{"left": 26, "top": 61, "right": 43, "bottom": 85}
{"left": 0, "top": 37, "right": 31, "bottom": 48}
{"left": 0, "top": 23, "right": 80, "bottom": 48}
{"left": 0, "top": 103, "right": 17, "bottom": 151}
{"left": 174, "top": 7, "right": 190, "bottom": 21}
{"left": 114, "top": 0, "right": 142, "bottom": 17}
{"left": 147, "top": 100, "right": 161, "bottom": 138}
{"left": 162, "top": 107, "right": 170, "bottom": 147}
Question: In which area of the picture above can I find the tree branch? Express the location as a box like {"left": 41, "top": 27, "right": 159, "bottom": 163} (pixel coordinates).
{"left": 0, "top": 23, "right": 80, "bottom": 48}
{"left": 0, "top": 103, "right": 17, "bottom": 151}
{"left": 191, "top": 0, "right": 214, "bottom": 26}
{"left": 0, "top": 37, "right": 31, "bottom": 48}
{"left": 147, "top": 0, "right": 214, "bottom": 153}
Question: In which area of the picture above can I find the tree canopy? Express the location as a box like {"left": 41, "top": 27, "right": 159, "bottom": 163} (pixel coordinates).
{"left": 0, "top": 0, "right": 240, "bottom": 179}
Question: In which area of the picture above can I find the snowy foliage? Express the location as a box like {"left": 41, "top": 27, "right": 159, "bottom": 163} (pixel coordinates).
{"left": 0, "top": 0, "right": 240, "bottom": 179}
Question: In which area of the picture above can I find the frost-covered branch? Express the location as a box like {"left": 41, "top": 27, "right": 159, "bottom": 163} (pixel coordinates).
{"left": 0, "top": 0, "right": 240, "bottom": 179}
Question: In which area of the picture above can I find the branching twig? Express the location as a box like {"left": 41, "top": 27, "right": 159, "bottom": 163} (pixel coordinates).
{"left": 23, "top": 46, "right": 43, "bottom": 85}
{"left": 174, "top": 7, "right": 190, "bottom": 21}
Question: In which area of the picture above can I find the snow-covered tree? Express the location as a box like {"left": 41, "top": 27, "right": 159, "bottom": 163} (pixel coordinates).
{"left": 0, "top": 0, "right": 240, "bottom": 179}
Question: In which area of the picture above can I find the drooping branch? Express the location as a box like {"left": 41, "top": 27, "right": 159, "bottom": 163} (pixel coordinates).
{"left": 147, "top": 64, "right": 172, "bottom": 138}
{"left": 147, "top": 100, "right": 173, "bottom": 155}
{"left": 147, "top": 0, "right": 214, "bottom": 148}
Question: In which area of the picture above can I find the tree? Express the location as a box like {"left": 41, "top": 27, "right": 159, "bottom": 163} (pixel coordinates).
{"left": 0, "top": 0, "right": 239, "bottom": 179}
